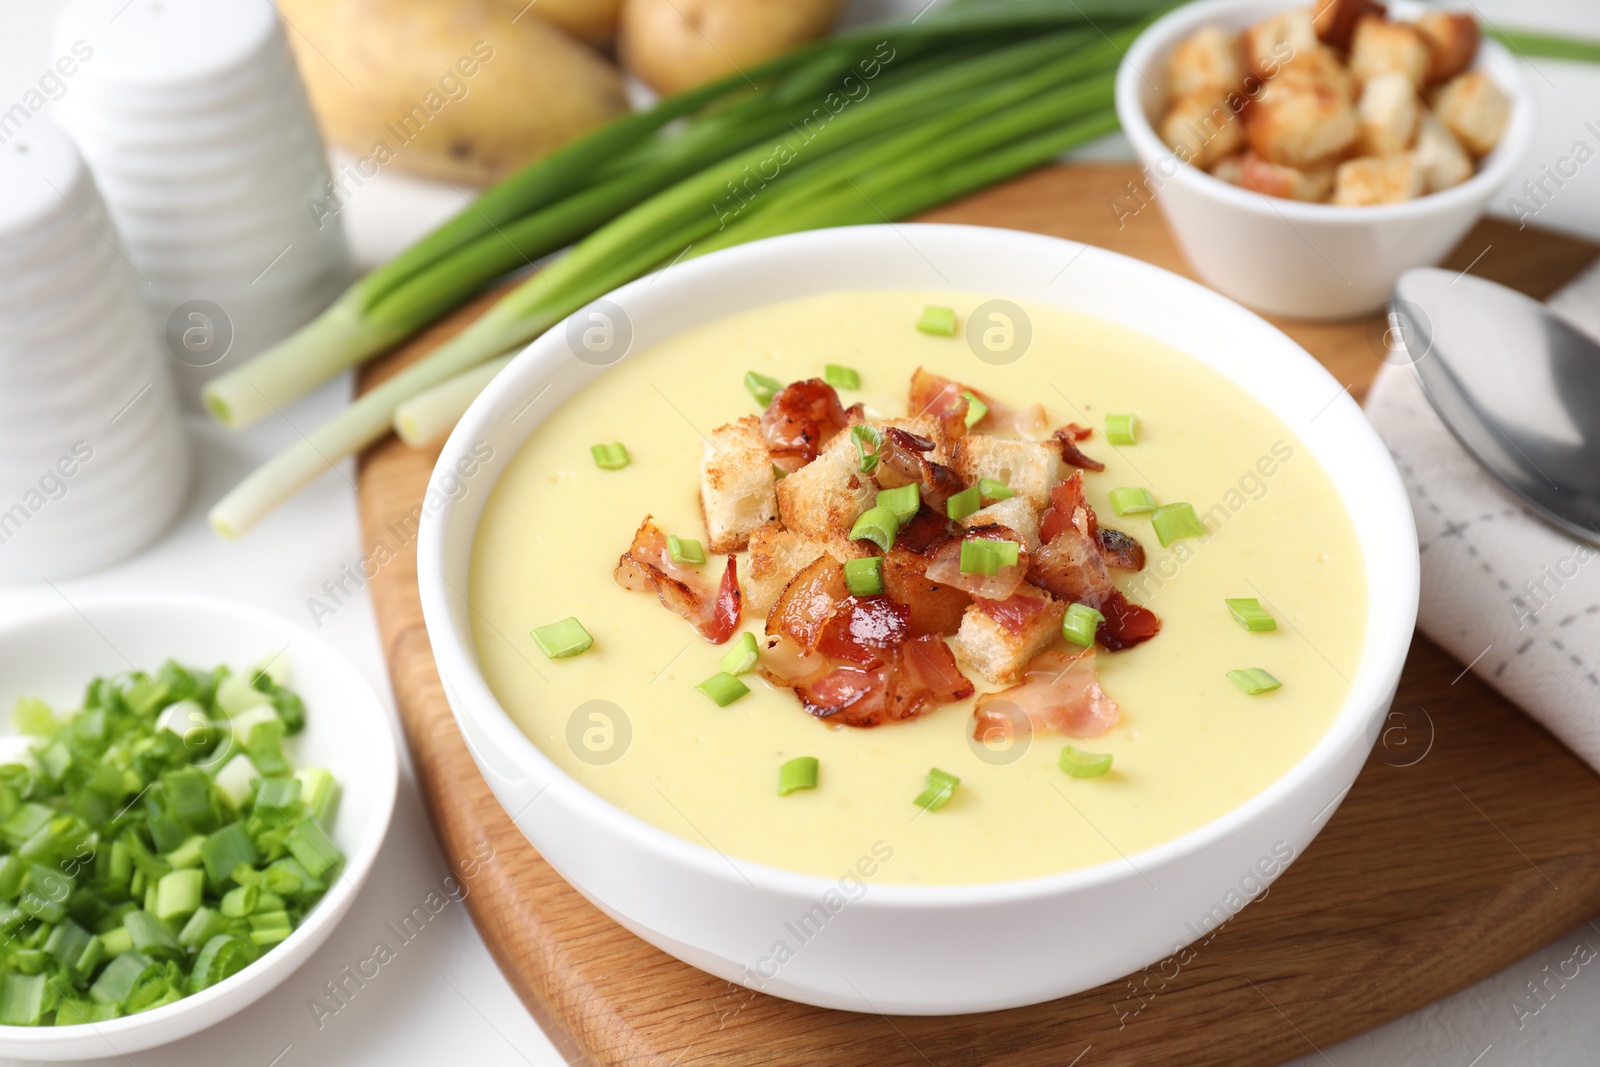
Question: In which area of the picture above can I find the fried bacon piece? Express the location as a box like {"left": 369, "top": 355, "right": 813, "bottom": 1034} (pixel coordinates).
{"left": 1051, "top": 425, "right": 1105, "bottom": 472}
{"left": 794, "top": 635, "right": 973, "bottom": 728}
{"left": 814, "top": 594, "right": 911, "bottom": 668}
{"left": 614, "top": 517, "right": 740, "bottom": 643}
{"left": 875, "top": 426, "right": 964, "bottom": 511}
{"left": 972, "top": 647, "right": 1118, "bottom": 743}
{"left": 1031, "top": 474, "right": 1161, "bottom": 651}
{"left": 765, "top": 555, "right": 847, "bottom": 650}
{"left": 1038, "top": 471, "right": 1099, "bottom": 548}
{"left": 1096, "top": 527, "right": 1146, "bottom": 571}
{"left": 908, "top": 368, "right": 972, "bottom": 441}
{"left": 923, "top": 524, "right": 1030, "bottom": 601}
{"left": 881, "top": 508, "right": 970, "bottom": 636}
{"left": 1098, "top": 590, "right": 1162, "bottom": 651}
{"left": 760, "top": 553, "right": 973, "bottom": 726}
{"left": 761, "top": 378, "right": 859, "bottom": 473}
{"left": 909, "top": 368, "right": 1047, "bottom": 437}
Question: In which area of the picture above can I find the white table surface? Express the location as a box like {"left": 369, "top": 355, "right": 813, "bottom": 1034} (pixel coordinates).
{"left": 1, "top": 2, "right": 1598, "bottom": 1065}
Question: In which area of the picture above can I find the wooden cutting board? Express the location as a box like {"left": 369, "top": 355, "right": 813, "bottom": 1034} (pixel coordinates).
{"left": 356, "top": 163, "right": 1600, "bottom": 1066}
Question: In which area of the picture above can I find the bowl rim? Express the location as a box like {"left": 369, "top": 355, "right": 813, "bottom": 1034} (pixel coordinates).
{"left": 0, "top": 592, "right": 400, "bottom": 1046}
{"left": 1113, "top": 0, "right": 1537, "bottom": 223}
{"left": 420, "top": 222, "right": 1419, "bottom": 908}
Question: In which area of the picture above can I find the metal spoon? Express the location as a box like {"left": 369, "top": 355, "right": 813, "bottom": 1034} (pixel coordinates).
{"left": 1387, "top": 266, "right": 1600, "bottom": 545}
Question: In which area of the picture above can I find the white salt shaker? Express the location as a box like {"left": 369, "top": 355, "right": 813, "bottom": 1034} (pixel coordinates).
{"left": 53, "top": 0, "right": 353, "bottom": 408}
{"left": 0, "top": 119, "right": 191, "bottom": 582}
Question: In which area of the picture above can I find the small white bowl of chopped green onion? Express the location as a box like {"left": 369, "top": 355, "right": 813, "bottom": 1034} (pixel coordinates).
{"left": 0, "top": 595, "right": 398, "bottom": 1059}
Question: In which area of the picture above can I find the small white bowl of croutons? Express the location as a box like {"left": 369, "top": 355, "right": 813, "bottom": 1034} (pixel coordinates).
{"left": 1115, "top": 0, "right": 1534, "bottom": 319}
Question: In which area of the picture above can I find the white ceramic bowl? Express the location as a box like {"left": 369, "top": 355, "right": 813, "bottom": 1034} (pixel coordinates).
{"left": 0, "top": 596, "right": 398, "bottom": 1059}
{"left": 1115, "top": 0, "right": 1535, "bottom": 319}
{"left": 418, "top": 224, "right": 1419, "bottom": 1014}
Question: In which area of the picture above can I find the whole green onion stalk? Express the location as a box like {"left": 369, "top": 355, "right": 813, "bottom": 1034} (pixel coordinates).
{"left": 203, "top": 0, "right": 1167, "bottom": 431}
{"left": 208, "top": 1, "right": 1182, "bottom": 538}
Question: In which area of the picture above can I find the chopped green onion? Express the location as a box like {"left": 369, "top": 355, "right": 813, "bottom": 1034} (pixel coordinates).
{"left": 98, "top": 927, "right": 132, "bottom": 958}
{"left": 696, "top": 672, "right": 749, "bottom": 707}
{"left": 959, "top": 539, "right": 1019, "bottom": 576}
{"left": 1227, "top": 668, "right": 1282, "bottom": 695}
{"left": 1059, "top": 745, "right": 1114, "bottom": 779}
{"left": 188, "top": 935, "right": 253, "bottom": 993}
{"left": 285, "top": 820, "right": 343, "bottom": 880}
{"left": 913, "top": 768, "right": 960, "bottom": 812}
{"left": 531, "top": 616, "right": 594, "bottom": 659}
{"left": 720, "top": 632, "right": 761, "bottom": 676}
{"left": 851, "top": 424, "right": 883, "bottom": 474}
{"left": 297, "top": 767, "right": 341, "bottom": 826}
{"left": 1105, "top": 413, "right": 1139, "bottom": 445}
{"left": 1062, "top": 603, "right": 1105, "bottom": 647}
{"left": 124, "top": 910, "right": 180, "bottom": 960}
{"left": 777, "top": 756, "right": 819, "bottom": 796}
{"left": 0, "top": 973, "right": 46, "bottom": 1025}
{"left": 155, "top": 869, "right": 205, "bottom": 922}
{"left": 89, "top": 953, "right": 159, "bottom": 1006}
{"left": 946, "top": 485, "right": 982, "bottom": 522}
{"left": 591, "top": 442, "right": 630, "bottom": 470}
{"left": 849, "top": 506, "right": 899, "bottom": 552}
{"left": 1151, "top": 502, "right": 1206, "bottom": 547}
{"left": 962, "top": 390, "right": 988, "bottom": 428}
{"left": 219, "top": 884, "right": 258, "bottom": 919}
{"left": 843, "top": 556, "right": 885, "bottom": 597}
{"left": 916, "top": 305, "right": 957, "bottom": 336}
{"left": 745, "top": 371, "right": 783, "bottom": 408}
{"left": 178, "top": 908, "right": 226, "bottom": 951}
{"left": 977, "top": 477, "right": 1014, "bottom": 501}
{"left": 877, "top": 483, "right": 921, "bottom": 524}
{"left": 824, "top": 364, "right": 860, "bottom": 390}
{"left": 667, "top": 535, "right": 705, "bottom": 565}
{"left": 1225, "top": 597, "right": 1278, "bottom": 632}
{"left": 1109, "top": 486, "right": 1157, "bottom": 515}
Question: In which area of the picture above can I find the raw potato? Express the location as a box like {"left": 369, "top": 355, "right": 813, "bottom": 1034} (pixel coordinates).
{"left": 278, "top": 0, "right": 629, "bottom": 186}
{"left": 489, "top": 0, "right": 622, "bottom": 46}
{"left": 620, "top": 0, "right": 844, "bottom": 95}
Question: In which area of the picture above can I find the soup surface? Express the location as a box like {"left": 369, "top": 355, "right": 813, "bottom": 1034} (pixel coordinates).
{"left": 469, "top": 290, "right": 1366, "bottom": 885}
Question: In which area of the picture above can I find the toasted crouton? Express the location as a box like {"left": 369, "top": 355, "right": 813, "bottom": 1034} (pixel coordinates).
{"left": 775, "top": 430, "right": 877, "bottom": 544}
{"left": 1168, "top": 25, "right": 1246, "bottom": 98}
{"left": 1273, "top": 44, "right": 1356, "bottom": 102}
{"left": 1413, "top": 109, "right": 1474, "bottom": 192}
{"left": 1239, "top": 153, "right": 1336, "bottom": 201}
{"left": 700, "top": 415, "right": 778, "bottom": 554}
{"left": 1159, "top": 92, "right": 1245, "bottom": 169}
{"left": 1415, "top": 11, "right": 1478, "bottom": 85}
{"left": 744, "top": 522, "right": 827, "bottom": 616}
{"left": 1242, "top": 8, "right": 1317, "bottom": 81}
{"left": 1357, "top": 71, "right": 1420, "bottom": 156}
{"left": 1310, "top": 0, "right": 1386, "bottom": 51}
{"left": 1245, "top": 78, "right": 1359, "bottom": 167}
{"left": 950, "top": 435, "right": 1062, "bottom": 509}
{"left": 1348, "top": 16, "right": 1431, "bottom": 89}
{"left": 961, "top": 496, "right": 1043, "bottom": 552}
{"left": 1432, "top": 70, "right": 1509, "bottom": 157}
{"left": 1332, "top": 154, "right": 1423, "bottom": 205}
{"left": 1209, "top": 153, "right": 1247, "bottom": 185}
{"left": 953, "top": 589, "right": 1067, "bottom": 686}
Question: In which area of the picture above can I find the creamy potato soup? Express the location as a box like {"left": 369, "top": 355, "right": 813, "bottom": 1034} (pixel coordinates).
{"left": 469, "top": 291, "right": 1365, "bottom": 885}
